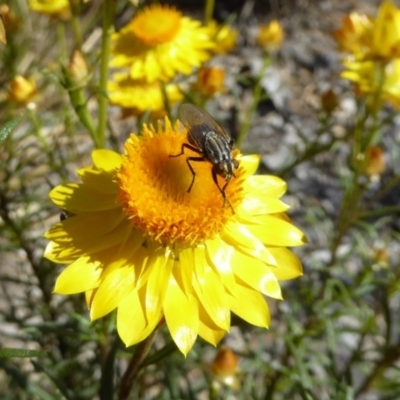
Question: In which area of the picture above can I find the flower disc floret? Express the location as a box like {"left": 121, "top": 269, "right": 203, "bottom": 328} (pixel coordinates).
{"left": 117, "top": 119, "right": 243, "bottom": 246}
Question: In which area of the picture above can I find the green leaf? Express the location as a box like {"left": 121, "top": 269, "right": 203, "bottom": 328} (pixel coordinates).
{"left": 0, "top": 115, "right": 23, "bottom": 146}
{"left": 0, "top": 348, "right": 47, "bottom": 358}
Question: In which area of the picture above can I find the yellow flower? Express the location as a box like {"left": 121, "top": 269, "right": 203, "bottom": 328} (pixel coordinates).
{"left": 110, "top": 5, "right": 214, "bottom": 83}
{"left": 211, "top": 346, "right": 240, "bottom": 390}
{"left": 28, "top": 0, "right": 71, "bottom": 19}
{"left": 371, "top": 0, "right": 400, "bottom": 59}
{"left": 365, "top": 146, "right": 386, "bottom": 176}
{"left": 333, "top": 1, "right": 400, "bottom": 60}
{"left": 45, "top": 116, "right": 306, "bottom": 355}
{"left": 107, "top": 73, "right": 183, "bottom": 117}
{"left": 8, "top": 75, "right": 37, "bottom": 105}
{"left": 257, "top": 20, "right": 284, "bottom": 51}
{"left": 0, "top": 5, "right": 20, "bottom": 40}
{"left": 342, "top": 58, "right": 400, "bottom": 108}
{"left": 68, "top": 50, "right": 89, "bottom": 85}
{"left": 192, "top": 66, "right": 225, "bottom": 97}
{"left": 208, "top": 20, "right": 238, "bottom": 54}
{"left": 332, "top": 12, "right": 373, "bottom": 57}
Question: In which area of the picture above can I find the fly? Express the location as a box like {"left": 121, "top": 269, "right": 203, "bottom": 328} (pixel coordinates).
{"left": 169, "top": 103, "right": 239, "bottom": 212}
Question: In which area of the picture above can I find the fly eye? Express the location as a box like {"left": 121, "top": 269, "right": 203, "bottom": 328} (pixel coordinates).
{"left": 228, "top": 138, "right": 235, "bottom": 148}
{"left": 215, "top": 162, "right": 228, "bottom": 176}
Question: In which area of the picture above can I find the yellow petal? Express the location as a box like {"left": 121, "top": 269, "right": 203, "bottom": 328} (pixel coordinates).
{"left": 54, "top": 255, "right": 102, "bottom": 294}
{"left": 117, "top": 289, "right": 157, "bottom": 347}
{"left": 239, "top": 154, "right": 260, "bottom": 178}
{"left": 145, "top": 252, "right": 172, "bottom": 322}
{"left": 92, "top": 149, "right": 123, "bottom": 172}
{"left": 90, "top": 265, "right": 135, "bottom": 320}
{"left": 231, "top": 249, "right": 282, "bottom": 299}
{"left": 45, "top": 208, "right": 125, "bottom": 242}
{"left": 221, "top": 220, "right": 277, "bottom": 266}
{"left": 177, "top": 248, "right": 196, "bottom": 296}
{"left": 246, "top": 215, "right": 307, "bottom": 247}
{"left": 244, "top": 175, "right": 287, "bottom": 199}
{"left": 228, "top": 285, "right": 270, "bottom": 327}
{"left": 164, "top": 274, "right": 199, "bottom": 356}
{"left": 77, "top": 165, "right": 118, "bottom": 194}
{"left": 192, "top": 246, "right": 230, "bottom": 331}
{"left": 237, "top": 197, "right": 290, "bottom": 221}
{"left": 44, "top": 241, "right": 75, "bottom": 264}
{"left": 49, "top": 183, "right": 117, "bottom": 212}
{"left": 198, "top": 303, "right": 227, "bottom": 346}
{"left": 205, "top": 235, "right": 237, "bottom": 294}
{"left": 268, "top": 247, "right": 303, "bottom": 280}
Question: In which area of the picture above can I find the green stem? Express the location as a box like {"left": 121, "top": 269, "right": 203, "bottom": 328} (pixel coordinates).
{"left": 118, "top": 329, "right": 158, "bottom": 400}
{"left": 97, "top": 0, "right": 116, "bottom": 148}
{"left": 237, "top": 56, "right": 271, "bottom": 149}
{"left": 204, "top": 0, "right": 215, "bottom": 24}
{"left": 57, "top": 21, "right": 67, "bottom": 64}
{"left": 27, "top": 107, "right": 57, "bottom": 170}
{"left": 69, "top": 0, "right": 83, "bottom": 50}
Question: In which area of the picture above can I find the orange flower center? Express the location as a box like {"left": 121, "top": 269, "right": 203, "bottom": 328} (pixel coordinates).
{"left": 116, "top": 119, "right": 244, "bottom": 247}
{"left": 131, "top": 5, "right": 182, "bottom": 46}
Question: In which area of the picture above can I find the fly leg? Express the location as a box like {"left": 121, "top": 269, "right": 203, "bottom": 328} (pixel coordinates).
{"left": 186, "top": 156, "right": 206, "bottom": 192}
{"left": 169, "top": 144, "right": 205, "bottom": 193}
{"left": 212, "top": 167, "right": 234, "bottom": 213}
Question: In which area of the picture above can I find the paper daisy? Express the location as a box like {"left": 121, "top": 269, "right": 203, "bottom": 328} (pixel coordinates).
{"left": 45, "top": 115, "right": 306, "bottom": 355}
{"left": 108, "top": 73, "right": 182, "bottom": 117}
{"left": 28, "top": 0, "right": 71, "bottom": 19}
{"left": 110, "top": 4, "right": 215, "bottom": 83}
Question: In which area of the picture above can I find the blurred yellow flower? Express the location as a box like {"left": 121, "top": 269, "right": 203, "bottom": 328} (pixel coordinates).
{"left": 110, "top": 5, "right": 214, "bottom": 82}
{"left": 342, "top": 58, "right": 400, "bottom": 108}
{"left": 108, "top": 73, "right": 182, "bottom": 117}
{"left": 0, "top": 5, "right": 20, "bottom": 40}
{"left": 68, "top": 50, "right": 89, "bottom": 85}
{"left": 192, "top": 66, "right": 225, "bottom": 97}
{"left": 332, "top": 12, "right": 373, "bottom": 57}
{"left": 208, "top": 20, "right": 238, "bottom": 54}
{"left": 371, "top": 0, "right": 400, "bottom": 59}
{"left": 365, "top": 146, "right": 386, "bottom": 176}
{"left": 257, "top": 20, "right": 284, "bottom": 51}
{"left": 8, "top": 75, "right": 37, "bottom": 105}
{"left": 28, "top": 0, "right": 71, "bottom": 19}
{"left": 334, "top": 1, "right": 400, "bottom": 60}
{"left": 45, "top": 116, "right": 305, "bottom": 355}
{"left": 211, "top": 346, "right": 240, "bottom": 390}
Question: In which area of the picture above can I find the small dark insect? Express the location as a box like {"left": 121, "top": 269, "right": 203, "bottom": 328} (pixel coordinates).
{"left": 59, "top": 210, "right": 74, "bottom": 221}
{"left": 169, "top": 103, "right": 239, "bottom": 212}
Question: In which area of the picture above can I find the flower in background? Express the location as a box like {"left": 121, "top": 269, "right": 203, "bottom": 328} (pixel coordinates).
{"left": 110, "top": 4, "right": 214, "bottom": 82}
{"left": 211, "top": 346, "right": 240, "bottom": 390}
{"left": 208, "top": 20, "right": 238, "bottom": 54}
{"left": 342, "top": 58, "right": 400, "bottom": 108}
{"left": 332, "top": 12, "right": 373, "bottom": 57}
{"left": 371, "top": 0, "right": 400, "bottom": 59}
{"left": 107, "top": 73, "right": 182, "bottom": 118}
{"left": 365, "top": 146, "right": 386, "bottom": 176}
{"left": 333, "top": 1, "right": 400, "bottom": 61}
{"left": 257, "top": 20, "right": 284, "bottom": 51}
{"left": 8, "top": 75, "right": 37, "bottom": 106}
{"left": 28, "top": 0, "right": 71, "bottom": 19}
{"left": 0, "top": 5, "right": 20, "bottom": 39}
{"left": 192, "top": 66, "right": 225, "bottom": 98}
{"left": 45, "top": 116, "right": 306, "bottom": 355}
{"left": 68, "top": 50, "right": 89, "bottom": 85}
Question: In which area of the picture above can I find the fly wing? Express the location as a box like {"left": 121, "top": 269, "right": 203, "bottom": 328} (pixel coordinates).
{"left": 179, "top": 104, "right": 231, "bottom": 147}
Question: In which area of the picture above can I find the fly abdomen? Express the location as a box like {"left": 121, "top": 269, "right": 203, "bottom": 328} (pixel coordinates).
{"left": 204, "top": 132, "right": 231, "bottom": 164}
